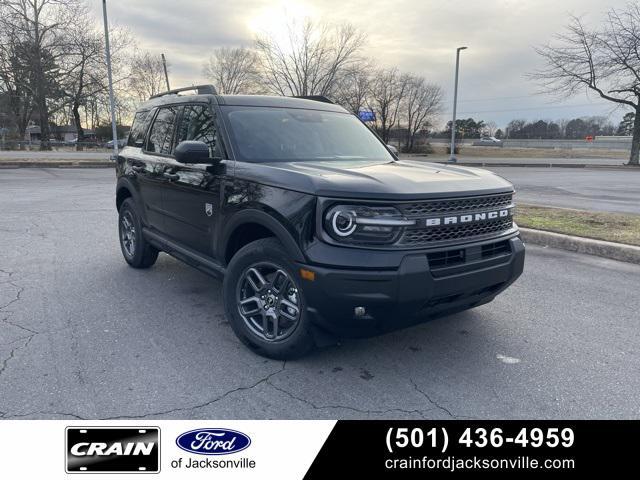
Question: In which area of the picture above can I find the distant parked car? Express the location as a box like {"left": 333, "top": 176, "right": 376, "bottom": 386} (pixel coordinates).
{"left": 473, "top": 136, "right": 503, "bottom": 147}
{"left": 105, "top": 138, "right": 127, "bottom": 149}
{"left": 386, "top": 144, "right": 399, "bottom": 156}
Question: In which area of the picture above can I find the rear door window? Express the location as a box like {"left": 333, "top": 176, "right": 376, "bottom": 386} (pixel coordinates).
{"left": 175, "top": 104, "right": 218, "bottom": 156}
{"left": 146, "top": 106, "right": 179, "bottom": 155}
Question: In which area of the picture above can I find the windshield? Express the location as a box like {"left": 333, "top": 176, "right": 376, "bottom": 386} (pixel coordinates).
{"left": 221, "top": 106, "right": 394, "bottom": 162}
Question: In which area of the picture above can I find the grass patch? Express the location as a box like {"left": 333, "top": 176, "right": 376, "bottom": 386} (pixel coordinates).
{"left": 515, "top": 204, "right": 640, "bottom": 246}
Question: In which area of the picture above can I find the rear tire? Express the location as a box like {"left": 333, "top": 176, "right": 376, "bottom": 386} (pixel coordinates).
{"left": 118, "top": 198, "right": 159, "bottom": 269}
{"left": 223, "top": 238, "right": 315, "bottom": 359}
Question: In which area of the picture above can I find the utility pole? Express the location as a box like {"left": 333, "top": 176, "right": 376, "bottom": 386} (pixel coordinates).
{"left": 449, "top": 46, "right": 468, "bottom": 163}
{"left": 161, "top": 54, "right": 171, "bottom": 91}
{"left": 102, "top": 0, "right": 118, "bottom": 158}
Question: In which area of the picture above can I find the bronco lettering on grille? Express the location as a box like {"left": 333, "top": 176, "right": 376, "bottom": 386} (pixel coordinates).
{"left": 424, "top": 208, "right": 512, "bottom": 227}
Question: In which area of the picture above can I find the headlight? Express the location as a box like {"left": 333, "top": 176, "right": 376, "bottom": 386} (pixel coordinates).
{"left": 324, "top": 205, "right": 415, "bottom": 245}
{"left": 330, "top": 209, "right": 357, "bottom": 237}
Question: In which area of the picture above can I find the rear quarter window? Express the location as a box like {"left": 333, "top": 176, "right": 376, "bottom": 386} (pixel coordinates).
{"left": 146, "top": 106, "right": 179, "bottom": 154}
{"left": 127, "top": 110, "right": 151, "bottom": 147}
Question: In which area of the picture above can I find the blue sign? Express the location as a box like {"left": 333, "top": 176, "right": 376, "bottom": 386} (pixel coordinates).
{"left": 176, "top": 428, "right": 251, "bottom": 456}
{"left": 358, "top": 110, "right": 376, "bottom": 122}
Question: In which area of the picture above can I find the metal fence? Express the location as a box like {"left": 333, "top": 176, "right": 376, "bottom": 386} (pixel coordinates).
{"left": 0, "top": 140, "right": 110, "bottom": 151}
{"left": 429, "top": 138, "right": 632, "bottom": 150}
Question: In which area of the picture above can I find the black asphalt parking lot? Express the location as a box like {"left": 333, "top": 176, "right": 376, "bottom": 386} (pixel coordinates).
{"left": 1, "top": 168, "right": 639, "bottom": 420}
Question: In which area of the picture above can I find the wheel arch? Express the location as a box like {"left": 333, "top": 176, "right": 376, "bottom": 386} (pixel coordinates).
{"left": 221, "top": 209, "right": 306, "bottom": 265}
{"left": 115, "top": 177, "right": 148, "bottom": 224}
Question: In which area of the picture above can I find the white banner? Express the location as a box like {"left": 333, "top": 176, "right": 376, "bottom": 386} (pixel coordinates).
{"left": 0, "top": 420, "right": 336, "bottom": 479}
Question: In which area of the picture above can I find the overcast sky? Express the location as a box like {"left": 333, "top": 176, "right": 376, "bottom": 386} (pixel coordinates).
{"left": 95, "top": 0, "right": 634, "bottom": 128}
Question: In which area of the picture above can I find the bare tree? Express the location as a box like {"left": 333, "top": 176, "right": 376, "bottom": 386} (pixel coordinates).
{"left": 0, "top": 0, "right": 82, "bottom": 149}
{"left": 59, "top": 12, "right": 131, "bottom": 148}
{"left": 254, "top": 19, "right": 365, "bottom": 97}
{"left": 128, "top": 50, "right": 168, "bottom": 101}
{"left": 332, "top": 61, "right": 372, "bottom": 115}
{"left": 367, "top": 68, "right": 409, "bottom": 143}
{"left": 203, "top": 47, "right": 261, "bottom": 94}
{"left": 401, "top": 76, "right": 443, "bottom": 151}
{"left": 531, "top": 6, "right": 640, "bottom": 165}
{"left": 58, "top": 12, "right": 104, "bottom": 148}
{"left": 0, "top": 21, "right": 34, "bottom": 142}
{"left": 483, "top": 120, "right": 497, "bottom": 137}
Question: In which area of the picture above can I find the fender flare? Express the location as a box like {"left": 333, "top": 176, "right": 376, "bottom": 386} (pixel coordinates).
{"left": 115, "top": 177, "right": 147, "bottom": 224}
{"left": 220, "top": 209, "right": 306, "bottom": 264}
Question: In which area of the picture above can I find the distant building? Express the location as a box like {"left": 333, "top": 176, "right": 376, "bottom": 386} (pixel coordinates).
{"left": 25, "top": 125, "right": 96, "bottom": 143}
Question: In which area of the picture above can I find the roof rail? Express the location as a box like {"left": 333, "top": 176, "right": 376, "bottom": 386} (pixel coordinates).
{"left": 149, "top": 84, "right": 217, "bottom": 99}
{"left": 292, "top": 95, "right": 334, "bottom": 104}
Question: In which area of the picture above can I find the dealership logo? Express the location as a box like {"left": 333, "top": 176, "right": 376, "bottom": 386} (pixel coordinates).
{"left": 176, "top": 429, "right": 251, "bottom": 456}
{"left": 65, "top": 427, "right": 160, "bottom": 473}
{"left": 425, "top": 208, "right": 512, "bottom": 227}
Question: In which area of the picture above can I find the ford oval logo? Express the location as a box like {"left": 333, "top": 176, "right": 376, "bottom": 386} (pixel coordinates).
{"left": 176, "top": 429, "right": 251, "bottom": 456}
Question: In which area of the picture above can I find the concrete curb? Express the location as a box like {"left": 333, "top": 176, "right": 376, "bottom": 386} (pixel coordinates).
{"left": 0, "top": 161, "right": 114, "bottom": 168}
{"left": 520, "top": 227, "right": 640, "bottom": 265}
{"left": 433, "top": 161, "right": 638, "bottom": 169}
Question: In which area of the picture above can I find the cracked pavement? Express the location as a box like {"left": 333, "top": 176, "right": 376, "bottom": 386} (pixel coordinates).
{"left": 0, "top": 168, "right": 639, "bottom": 420}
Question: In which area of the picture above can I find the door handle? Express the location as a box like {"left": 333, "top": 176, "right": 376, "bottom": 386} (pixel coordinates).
{"left": 131, "top": 165, "right": 145, "bottom": 173}
{"left": 163, "top": 172, "right": 180, "bottom": 181}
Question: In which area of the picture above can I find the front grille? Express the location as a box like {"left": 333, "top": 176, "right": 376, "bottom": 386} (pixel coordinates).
{"left": 481, "top": 240, "right": 511, "bottom": 258}
{"left": 398, "top": 218, "right": 513, "bottom": 246}
{"left": 427, "top": 240, "right": 512, "bottom": 271}
{"left": 427, "top": 249, "right": 465, "bottom": 268}
{"left": 399, "top": 194, "right": 513, "bottom": 217}
{"left": 392, "top": 193, "right": 515, "bottom": 247}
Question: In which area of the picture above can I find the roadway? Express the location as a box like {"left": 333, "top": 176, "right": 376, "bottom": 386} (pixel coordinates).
{"left": 0, "top": 168, "right": 638, "bottom": 420}
{"left": 487, "top": 167, "right": 640, "bottom": 214}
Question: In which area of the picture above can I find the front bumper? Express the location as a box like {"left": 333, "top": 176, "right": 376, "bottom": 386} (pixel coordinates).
{"left": 299, "top": 235, "right": 525, "bottom": 337}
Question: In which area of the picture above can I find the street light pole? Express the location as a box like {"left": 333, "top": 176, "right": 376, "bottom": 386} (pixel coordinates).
{"left": 102, "top": 0, "right": 118, "bottom": 158}
{"left": 449, "top": 46, "right": 467, "bottom": 163}
{"left": 161, "top": 53, "right": 171, "bottom": 91}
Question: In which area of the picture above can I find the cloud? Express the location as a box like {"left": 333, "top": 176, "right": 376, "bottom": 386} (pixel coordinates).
{"left": 96, "top": 0, "right": 633, "bottom": 126}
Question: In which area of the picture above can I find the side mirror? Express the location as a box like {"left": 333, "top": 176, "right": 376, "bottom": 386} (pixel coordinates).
{"left": 175, "top": 141, "right": 216, "bottom": 164}
{"left": 386, "top": 144, "right": 399, "bottom": 156}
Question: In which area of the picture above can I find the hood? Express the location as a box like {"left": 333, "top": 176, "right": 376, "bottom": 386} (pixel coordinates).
{"left": 234, "top": 159, "right": 514, "bottom": 200}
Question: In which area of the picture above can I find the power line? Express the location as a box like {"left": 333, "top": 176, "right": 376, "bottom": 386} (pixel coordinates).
{"left": 443, "top": 102, "right": 615, "bottom": 116}
{"left": 457, "top": 94, "right": 540, "bottom": 104}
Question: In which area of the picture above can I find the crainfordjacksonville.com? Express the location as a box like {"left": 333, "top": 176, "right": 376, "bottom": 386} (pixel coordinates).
{"left": 385, "top": 455, "right": 575, "bottom": 472}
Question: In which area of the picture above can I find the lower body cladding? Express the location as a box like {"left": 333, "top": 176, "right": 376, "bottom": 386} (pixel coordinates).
{"left": 299, "top": 235, "right": 525, "bottom": 338}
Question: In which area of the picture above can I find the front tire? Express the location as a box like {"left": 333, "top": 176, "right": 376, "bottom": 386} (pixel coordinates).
{"left": 118, "top": 198, "right": 159, "bottom": 269}
{"left": 223, "top": 238, "right": 315, "bottom": 359}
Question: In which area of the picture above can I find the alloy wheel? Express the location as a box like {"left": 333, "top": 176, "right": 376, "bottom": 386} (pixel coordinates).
{"left": 120, "top": 211, "right": 136, "bottom": 257}
{"left": 235, "top": 262, "right": 301, "bottom": 342}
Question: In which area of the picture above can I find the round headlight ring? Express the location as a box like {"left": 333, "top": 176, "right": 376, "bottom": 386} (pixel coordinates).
{"left": 331, "top": 210, "right": 357, "bottom": 237}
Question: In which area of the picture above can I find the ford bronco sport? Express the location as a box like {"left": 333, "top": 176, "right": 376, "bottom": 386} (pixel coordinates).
{"left": 115, "top": 85, "right": 525, "bottom": 359}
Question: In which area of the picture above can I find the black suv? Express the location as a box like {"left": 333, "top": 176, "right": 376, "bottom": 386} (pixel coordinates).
{"left": 115, "top": 85, "right": 524, "bottom": 359}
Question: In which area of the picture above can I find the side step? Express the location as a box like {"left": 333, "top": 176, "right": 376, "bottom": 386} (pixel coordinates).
{"left": 143, "top": 228, "right": 226, "bottom": 279}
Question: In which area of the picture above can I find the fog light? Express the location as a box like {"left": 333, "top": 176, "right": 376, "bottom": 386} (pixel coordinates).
{"left": 354, "top": 306, "right": 366, "bottom": 317}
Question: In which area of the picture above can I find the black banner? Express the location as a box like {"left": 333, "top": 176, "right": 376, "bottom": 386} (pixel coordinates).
{"left": 305, "top": 420, "right": 637, "bottom": 477}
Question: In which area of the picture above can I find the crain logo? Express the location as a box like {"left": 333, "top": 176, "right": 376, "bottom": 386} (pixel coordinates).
{"left": 66, "top": 427, "right": 160, "bottom": 473}
{"left": 425, "top": 208, "right": 512, "bottom": 227}
{"left": 176, "top": 428, "right": 251, "bottom": 456}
